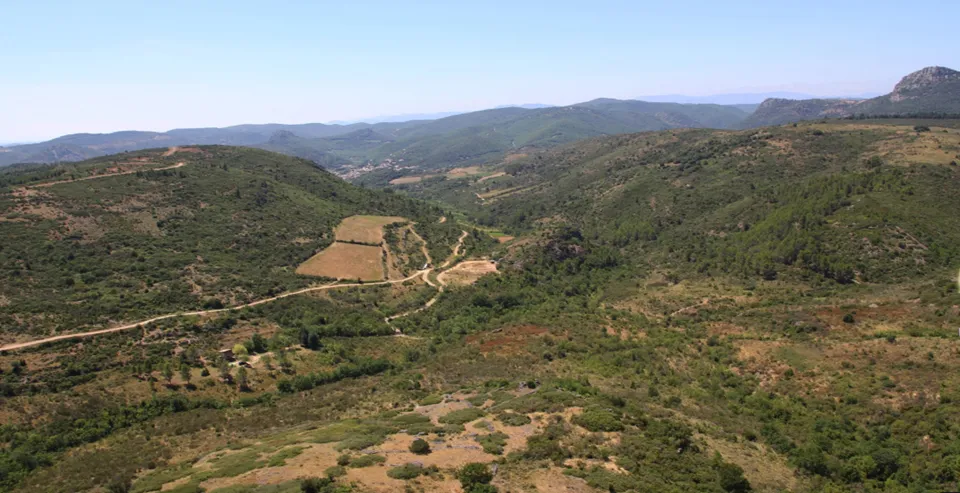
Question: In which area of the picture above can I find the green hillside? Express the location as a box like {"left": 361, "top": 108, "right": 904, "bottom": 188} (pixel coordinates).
{"left": 0, "top": 146, "right": 449, "bottom": 341}
{"left": 7, "top": 122, "right": 960, "bottom": 493}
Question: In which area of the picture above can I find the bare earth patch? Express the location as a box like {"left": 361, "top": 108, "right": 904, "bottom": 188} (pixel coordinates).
{"left": 437, "top": 260, "right": 498, "bottom": 286}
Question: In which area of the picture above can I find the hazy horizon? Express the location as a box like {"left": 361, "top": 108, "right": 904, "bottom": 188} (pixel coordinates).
{"left": 3, "top": 0, "right": 958, "bottom": 142}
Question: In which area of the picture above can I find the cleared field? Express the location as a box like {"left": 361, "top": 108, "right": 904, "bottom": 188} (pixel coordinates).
{"left": 389, "top": 175, "right": 429, "bottom": 185}
{"left": 437, "top": 260, "right": 498, "bottom": 286}
{"left": 334, "top": 215, "right": 406, "bottom": 244}
{"left": 296, "top": 242, "right": 384, "bottom": 280}
{"left": 446, "top": 166, "right": 484, "bottom": 178}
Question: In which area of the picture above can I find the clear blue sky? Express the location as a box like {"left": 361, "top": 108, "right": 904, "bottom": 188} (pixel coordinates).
{"left": 2, "top": 0, "right": 957, "bottom": 142}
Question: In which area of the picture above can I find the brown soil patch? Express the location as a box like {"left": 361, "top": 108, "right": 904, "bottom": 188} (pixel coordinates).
{"left": 334, "top": 215, "right": 406, "bottom": 244}
{"left": 495, "top": 236, "right": 514, "bottom": 243}
{"left": 467, "top": 325, "right": 549, "bottom": 355}
{"left": 296, "top": 242, "right": 384, "bottom": 280}
{"left": 437, "top": 260, "right": 498, "bottom": 286}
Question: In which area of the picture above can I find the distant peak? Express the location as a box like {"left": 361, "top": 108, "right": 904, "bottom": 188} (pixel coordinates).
{"left": 893, "top": 66, "right": 960, "bottom": 94}
{"left": 268, "top": 130, "right": 299, "bottom": 144}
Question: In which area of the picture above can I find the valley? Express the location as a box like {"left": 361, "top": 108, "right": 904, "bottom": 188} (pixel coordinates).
{"left": 4, "top": 79, "right": 960, "bottom": 493}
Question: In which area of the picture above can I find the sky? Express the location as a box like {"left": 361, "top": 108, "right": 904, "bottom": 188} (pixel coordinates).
{"left": 2, "top": 0, "right": 958, "bottom": 143}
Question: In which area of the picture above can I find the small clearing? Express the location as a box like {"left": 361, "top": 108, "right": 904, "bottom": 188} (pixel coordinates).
{"left": 296, "top": 242, "right": 385, "bottom": 280}
{"left": 437, "top": 260, "right": 498, "bottom": 286}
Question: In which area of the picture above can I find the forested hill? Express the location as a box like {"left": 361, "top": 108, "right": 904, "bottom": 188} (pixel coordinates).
{"left": 432, "top": 119, "right": 960, "bottom": 285}
{"left": 0, "top": 146, "right": 453, "bottom": 342}
{"left": 0, "top": 100, "right": 753, "bottom": 171}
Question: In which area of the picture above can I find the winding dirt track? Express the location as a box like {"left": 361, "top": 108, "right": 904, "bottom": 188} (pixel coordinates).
{"left": 386, "top": 231, "right": 469, "bottom": 323}
{"left": 1, "top": 230, "right": 470, "bottom": 352}
{"left": 30, "top": 162, "right": 187, "bottom": 189}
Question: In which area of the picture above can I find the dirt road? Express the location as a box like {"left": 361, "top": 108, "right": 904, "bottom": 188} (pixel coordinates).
{"left": 29, "top": 161, "right": 187, "bottom": 189}
{"left": 1, "top": 230, "right": 471, "bottom": 352}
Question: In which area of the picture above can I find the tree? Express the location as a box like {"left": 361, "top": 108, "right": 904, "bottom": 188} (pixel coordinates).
{"left": 233, "top": 343, "right": 249, "bottom": 360}
{"left": 716, "top": 461, "right": 751, "bottom": 492}
{"left": 237, "top": 366, "right": 249, "bottom": 391}
{"left": 251, "top": 332, "right": 268, "bottom": 353}
{"left": 218, "top": 359, "right": 233, "bottom": 383}
{"left": 409, "top": 438, "right": 431, "bottom": 455}
{"left": 179, "top": 365, "right": 192, "bottom": 385}
{"left": 161, "top": 362, "right": 174, "bottom": 384}
{"left": 458, "top": 463, "right": 493, "bottom": 490}
{"left": 300, "top": 476, "right": 334, "bottom": 493}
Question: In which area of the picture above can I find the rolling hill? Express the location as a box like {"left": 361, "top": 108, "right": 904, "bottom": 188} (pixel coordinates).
{"left": 0, "top": 100, "right": 753, "bottom": 173}
{"left": 0, "top": 146, "right": 452, "bottom": 342}
{"left": 6, "top": 121, "right": 960, "bottom": 493}
{"left": 743, "top": 66, "right": 960, "bottom": 127}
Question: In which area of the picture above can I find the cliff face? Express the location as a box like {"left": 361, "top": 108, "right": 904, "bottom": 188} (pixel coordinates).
{"left": 741, "top": 66, "right": 960, "bottom": 127}
{"left": 891, "top": 66, "right": 960, "bottom": 98}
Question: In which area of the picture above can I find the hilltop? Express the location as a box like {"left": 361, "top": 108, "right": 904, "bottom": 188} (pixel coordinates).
{"left": 743, "top": 66, "right": 960, "bottom": 127}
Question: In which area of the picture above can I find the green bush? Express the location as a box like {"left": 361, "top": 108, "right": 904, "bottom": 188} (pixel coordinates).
{"left": 496, "top": 412, "right": 531, "bottom": 426}
{"left": 409, "top": 438, "right": 431, "bottom": 455}
{"left": 476, "top": 432, "right": 508, "bottom": 455}
{"left": 348, "top": 454, "right": 386, "bottom": 468}
{"left": 387, "top": 463, "right": 424, "bottom": 480}
{"left": 458, "top": 463, "right": 493, "bottom": 490}
{"left": 573, "top": 409, "right": 624, "bottom": 432}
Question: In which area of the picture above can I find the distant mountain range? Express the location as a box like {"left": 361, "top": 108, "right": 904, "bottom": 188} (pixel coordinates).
{"left": 2, "top": 67, "right": 957, "bottom": 173}
{"left": 0, "top": 100, "right": 754, "bottom": 170}
{"left": 636, "top": 91, "right": 882, "bottom": 105}
{"left": 742, "top": 66, "right": 960, "bottom": 127}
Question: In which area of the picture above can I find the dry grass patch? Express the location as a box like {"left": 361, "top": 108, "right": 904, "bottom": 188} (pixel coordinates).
{"left": 389, "top": 176, "right": 429, "bottom": 185}
{"left": 296, "top": 242, "right": 384, "bottom": 280}
{"left": 334, "top": 215, "right": 406, "bottom": 244}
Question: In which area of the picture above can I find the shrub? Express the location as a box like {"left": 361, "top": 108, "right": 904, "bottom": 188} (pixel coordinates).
{"left": 387, "top": 463, "right": 424, "bottom": 480}
{"left": 716, "top": 461, "right": 752, "bottom": 492}
{"left": 409, "top": 438, "right": 431, "bottom": 455}
{"left": 300, "top": 476, "right": 334, "bottom": 493}
{"left": 842, "top": 313, "right": 855, "bottom": 324}
{"left": 324, "top": 465, "right": 346, "bottom": 478}
{"left": 348, "top": 454, "right": 386, "bottom": 468}
{"left": 476, "top": 432, "right": 508, "bottom": 454}
{"left": 496, "top": 412, "right": 531, "bottom": 426}
{"left": 573, "top": 409, "right": 624, "bottom": 432}
{"left": 458, "top": 463, "right": 494, "bottom": 489}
